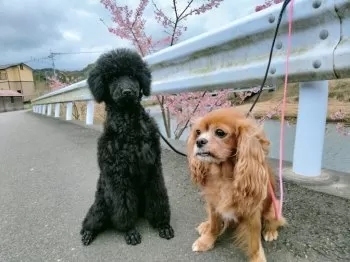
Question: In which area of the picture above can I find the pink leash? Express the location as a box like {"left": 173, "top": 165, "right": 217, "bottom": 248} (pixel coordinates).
{"left": 271, "top": 0, "right": 295, "bottom": 220}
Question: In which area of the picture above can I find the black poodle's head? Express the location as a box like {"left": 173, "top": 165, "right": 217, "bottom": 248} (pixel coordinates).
{"left": 87, "top": 48, "right": 152, "bottom": 107}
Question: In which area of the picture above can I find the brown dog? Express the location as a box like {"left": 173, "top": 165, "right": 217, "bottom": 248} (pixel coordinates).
{"left": 187, "top": 107, "right": 286, "bottom": 262}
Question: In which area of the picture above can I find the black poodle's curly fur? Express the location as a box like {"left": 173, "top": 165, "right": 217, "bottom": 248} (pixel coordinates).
{"left": 80, "top": 48, "right": 174, "bottom": 246}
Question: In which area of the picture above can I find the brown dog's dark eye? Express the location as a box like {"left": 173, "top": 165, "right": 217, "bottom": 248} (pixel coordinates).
{"left": 215, "top": 129, "right": 226, "bottom": 138}
{"left": 196, "top": 129, "right": 201, "bottom": 136}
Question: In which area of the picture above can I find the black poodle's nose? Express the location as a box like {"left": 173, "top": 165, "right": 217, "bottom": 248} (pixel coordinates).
{"left": 122, "top": 89, "right": 132, "bottom": 96}
{"left": 196, "top": 138, "right": 208, "bottom": 148}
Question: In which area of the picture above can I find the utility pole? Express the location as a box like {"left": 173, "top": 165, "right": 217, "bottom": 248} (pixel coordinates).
{"left": 48, "top": 50, "right": 56, "bottom": 77}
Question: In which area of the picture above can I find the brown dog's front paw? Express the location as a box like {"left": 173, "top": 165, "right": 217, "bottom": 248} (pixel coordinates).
{"left": 196, "top": 221, "right": 210, "bottom": 235}
{"left": 192, "top": 236, "right": 214, "bottom": 252}
{"left": 263, "top": 229, "right": 279, "bottom": 242}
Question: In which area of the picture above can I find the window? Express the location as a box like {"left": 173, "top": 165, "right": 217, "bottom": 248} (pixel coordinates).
{"left": 10, "top": 97, "right": 14, "bottom": 103}
{"left": 0, "top": 71, "right": 7, "bottom": 80}
{"left": 20, "top": 64, "right": 24, "bottom": 70}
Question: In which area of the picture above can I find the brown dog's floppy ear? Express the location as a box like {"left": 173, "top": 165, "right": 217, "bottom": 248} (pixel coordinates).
{"left": 87, "top": 66, "right": 105, "bottom": 103}
{"left": 233, "top": 120, "right": 269, "bottom": 205}
{"left": 188, "top": 157, "right": 208, "bottom": 186}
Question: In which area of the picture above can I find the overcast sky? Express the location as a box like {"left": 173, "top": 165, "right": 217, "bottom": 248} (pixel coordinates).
{"left": 0, "top": 0, "right": 267, "bottom": 70}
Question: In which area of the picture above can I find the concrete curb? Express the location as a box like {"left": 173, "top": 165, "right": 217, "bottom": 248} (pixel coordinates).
{"left": 282, "top": 167, "right": 339, "bottom": 186}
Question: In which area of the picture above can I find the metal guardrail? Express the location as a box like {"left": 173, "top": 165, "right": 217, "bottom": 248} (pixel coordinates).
{"left": 32, "top": 0, "right": 349, "bottom": 104}
{"left": 32, "top": 0, "right": 350, "bottom": 177}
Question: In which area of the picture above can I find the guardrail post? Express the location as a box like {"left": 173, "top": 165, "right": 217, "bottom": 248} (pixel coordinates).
{"left": 42, "top": 105, "right": 46, "bottom": 115}
{"left": 86, "top": 100, "right": 95, "bottom": 125}
{"left": 292, "top": 80, "right": 329, "bottom": 177}
{"left": 47, "top": 104, "right": 52, "bottom": 116}
{"left": 55, "top": 103, "right": 60, "bottom": 118}
{"left": 66, "top": 102, "right": 73, "bottom": 121}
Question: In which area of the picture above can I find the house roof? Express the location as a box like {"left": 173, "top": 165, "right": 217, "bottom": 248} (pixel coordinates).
{"left": 0, "top": 90, "right": 24, "bottom": 97}
{"left": 0, "top": 63, "right": 33, "bottom": 71}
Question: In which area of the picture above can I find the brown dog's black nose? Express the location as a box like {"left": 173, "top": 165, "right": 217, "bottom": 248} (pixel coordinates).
{"left": 196, "top": 138, "right": 208, "bottom": 148}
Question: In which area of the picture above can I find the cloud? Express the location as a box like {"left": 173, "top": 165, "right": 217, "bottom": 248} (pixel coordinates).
{"left": 61, "top": 31, "right": 81, "bottom": 42}
{"left": 0, "top": 0, "right": 268, "bottom": 70}
{"left": 0, "top": 1, "right": 64, "bottom": 51}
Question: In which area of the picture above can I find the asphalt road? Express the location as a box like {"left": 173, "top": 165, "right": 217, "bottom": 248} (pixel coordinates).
{"left": 1, "top": 110, "right": 349, "bottom": 262}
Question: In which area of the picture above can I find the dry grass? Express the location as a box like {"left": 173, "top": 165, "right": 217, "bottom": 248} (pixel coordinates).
{"left": 58, "top": 101, "right": 106, "bottom": 124}
{"left": 236, "top": 79, "right": 350, "bottom": 123}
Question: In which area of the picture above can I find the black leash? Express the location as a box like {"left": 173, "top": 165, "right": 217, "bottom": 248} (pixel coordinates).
{"left": 159, "top": 0, "right": 291, "bottom": 157}
{"left": 159, "top": 131, "right": 187, "bottom": 157}
{"left": 246, "top": 0, "right": 291, "bottom": 117}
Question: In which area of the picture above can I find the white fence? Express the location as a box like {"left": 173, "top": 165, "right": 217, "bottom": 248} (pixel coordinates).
{"left": 32, "top": 0, "right": 350, "bottom": 177}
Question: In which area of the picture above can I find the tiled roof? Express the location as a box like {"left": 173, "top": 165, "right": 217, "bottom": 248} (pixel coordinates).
{"left": 0, "top": 90, "right": 23, "bottom": 97}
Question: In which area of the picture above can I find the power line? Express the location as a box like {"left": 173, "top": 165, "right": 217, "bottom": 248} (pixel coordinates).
{"left": 47, "top": 50, "right": 105, "bottom": 76}
{"left": 1, "top": 50, "right": 106, "bottom": 73}
{"left": 51, "top": 51, "right": 105, "bottom": 55}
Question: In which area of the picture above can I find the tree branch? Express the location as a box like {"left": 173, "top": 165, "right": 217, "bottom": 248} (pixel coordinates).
{"left": 175, "top": 91, "right": 207, "bottom": 139}
{"left": 173, "top": 0, "right": 178, "bottom": 19}
{"left": 178, "top": 0, "right": 194, "bottom": 19}
{"left": 152, "top": 0, "right": 176, "bottom": 26}
{"left": 130, "top": 27, "right": 145, "bottom": 56}
{"left": 170, "top": 21, "right": 179, "bottom": 46}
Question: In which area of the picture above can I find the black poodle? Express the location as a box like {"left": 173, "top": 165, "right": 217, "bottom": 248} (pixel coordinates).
{"left": 80, "top": 48, "right": 174, "bottom": 246}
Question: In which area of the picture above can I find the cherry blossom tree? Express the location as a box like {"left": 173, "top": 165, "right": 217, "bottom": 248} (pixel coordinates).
{"left": 47, "top": 76, "right": 67, "bottom": 91}
{"left": 163, "top": 89, "right": 232, "bottom": 139}
{"left": 100, "top": 0, "right": 234, "bottom": 139}
{"left": 47, "top": 74, "right": 82, "bottom": 91}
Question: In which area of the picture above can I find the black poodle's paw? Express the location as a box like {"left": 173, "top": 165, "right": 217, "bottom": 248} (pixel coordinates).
{"left": 81, "top": 229, "right": 95, "bottom": 246}
{"left": 125, "top": 229, "right": 142, "bottom": 245}
{"left": 158, "top": 224, "right": 174, "bottom": 240}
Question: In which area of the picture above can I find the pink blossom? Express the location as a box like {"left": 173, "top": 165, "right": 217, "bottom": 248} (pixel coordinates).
{"left": 255, "top": 0, "right": 284, "bottom": 12}
{"left": 159, "top": 89, "right": 231, "bottom": 133}
{"left": 330, "top": 109, "right": 350, "bottom": 136}
{"left": 330, "top": 109, "right": 346, "bottom": 121}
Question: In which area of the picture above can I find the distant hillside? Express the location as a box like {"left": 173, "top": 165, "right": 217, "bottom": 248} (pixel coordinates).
{"left": 32, "top": 63, "right": 95, "bottom": 97}
{"left": 33, "top": 63, "right": 94, "bottom": 85}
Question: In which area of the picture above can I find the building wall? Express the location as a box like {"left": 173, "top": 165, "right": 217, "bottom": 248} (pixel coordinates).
{"left": 8, "top": 81, "right": 22, "bottom": 92}
{"left": 18, "top": 65, "right": 34, "bottom": 81}
{"left": 0, "top": 70, "right": 8, "bottom": 83}
{"left": 21, "top": 82, "right": 36, "bottom": 101}
{"left": 0, "top": 81, "right": 10, "bottom": 90}
{"left": 0, "top": 96, "right": 24, "bottom": 113}
{"left": 0, "top": 65, "right": 36, "bottom": 102}
{"left": 0, "top": 65, "right": 34, "bottom": 82}
{"left": 5, "top": 67, "right": 21, "bottom": 81}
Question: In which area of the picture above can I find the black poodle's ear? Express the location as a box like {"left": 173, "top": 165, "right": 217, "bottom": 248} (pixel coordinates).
{"left": 87, "top": 66, "right": 105, "bottom": 103}
{"left": 139, "top": 62, "right": 152, "bottom": 97}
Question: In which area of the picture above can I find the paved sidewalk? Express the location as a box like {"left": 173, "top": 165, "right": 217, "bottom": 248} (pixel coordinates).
{"left": 0, "top": 110, "right": 349, "bottom": 262}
